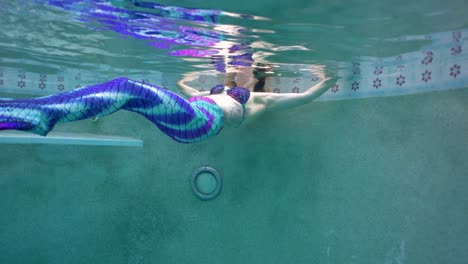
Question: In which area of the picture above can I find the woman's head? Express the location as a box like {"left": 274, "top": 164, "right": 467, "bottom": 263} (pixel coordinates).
{"left": 227, "top": 67, "right": 253, "bottom": 88}
{"left": 224, "top": 72, "right": 237, "bottom": 88}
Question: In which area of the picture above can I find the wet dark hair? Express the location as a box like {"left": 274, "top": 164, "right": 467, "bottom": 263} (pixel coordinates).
{"left": 253, "top": 64, "right": 269, "bottom": 92}
{"left": 253, "top": 77, "right": 266, "bottom": 92}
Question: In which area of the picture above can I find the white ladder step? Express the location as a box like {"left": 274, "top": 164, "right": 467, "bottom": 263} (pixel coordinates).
{"left": 0, "top": 131, "right": 143, "bottom": 147}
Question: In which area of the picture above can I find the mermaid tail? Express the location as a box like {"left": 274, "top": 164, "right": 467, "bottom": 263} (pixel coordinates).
{"left": 0, "top": 77, "right": 224, "bottom": 143}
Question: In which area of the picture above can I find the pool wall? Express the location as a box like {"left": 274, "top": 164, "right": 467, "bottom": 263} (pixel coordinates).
{"left": 0, "top": 83, "right": 467, "bottom": 263}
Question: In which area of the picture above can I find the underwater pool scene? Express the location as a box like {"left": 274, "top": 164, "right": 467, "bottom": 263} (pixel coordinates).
{"left": 0, "top": 0, "right": 467, "bottom": 263}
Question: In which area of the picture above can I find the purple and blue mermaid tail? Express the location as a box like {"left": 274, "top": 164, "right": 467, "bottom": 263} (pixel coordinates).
{"left": 0, "top": 77, "right": 224, "bottom": 143}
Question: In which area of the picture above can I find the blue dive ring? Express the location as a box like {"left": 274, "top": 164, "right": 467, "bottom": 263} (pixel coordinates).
{"left": 191, "top": 166, "right": 222, "bottom": 200}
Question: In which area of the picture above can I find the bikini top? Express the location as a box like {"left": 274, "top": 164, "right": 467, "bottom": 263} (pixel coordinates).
{"left": 209, "top": 84, "right": 250, "bottom": 105}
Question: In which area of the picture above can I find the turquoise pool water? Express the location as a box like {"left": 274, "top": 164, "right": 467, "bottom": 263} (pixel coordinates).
{"left": 0, "top": 1, "right": 467, "bottom": 263}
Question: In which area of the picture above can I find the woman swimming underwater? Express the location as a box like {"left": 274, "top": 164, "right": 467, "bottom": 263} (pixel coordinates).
{"left": 0, "top": 73, "right": 336, "bottom": 143}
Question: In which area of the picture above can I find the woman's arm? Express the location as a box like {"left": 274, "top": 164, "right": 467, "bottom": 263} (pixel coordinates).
{"left": 176, "top": 73, "right": 210, "bottom": 98}
{"left": 255, "top": 77, "right": 338, "bottom": 112}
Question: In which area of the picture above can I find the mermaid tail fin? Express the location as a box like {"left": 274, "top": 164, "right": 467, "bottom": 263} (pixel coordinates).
{"left": 0, "top": 121, "right": 34, "bottom": 131}
{"left": 0, "top": 99, "right": 54, "bottom": 136}
{"left": 0, "top": 116, "right": 52, "bottom": 136}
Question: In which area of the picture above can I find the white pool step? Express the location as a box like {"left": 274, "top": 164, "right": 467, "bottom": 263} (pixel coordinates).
{"left": 0, "top": 131, "right": 143, "bottom": 147}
